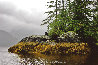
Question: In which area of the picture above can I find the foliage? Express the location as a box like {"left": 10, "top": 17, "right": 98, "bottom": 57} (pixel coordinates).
{"left": 42, "top": 0, "right": 64, "bottom": 38}
{"left": 42, "top": 0, "right": 98, "bottom": 44}
{"left": 70, "top": 0, "right": 98, "bottom": 43}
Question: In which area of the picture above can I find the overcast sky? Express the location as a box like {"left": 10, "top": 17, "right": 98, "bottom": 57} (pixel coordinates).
{"left": 0, "top": 0, "right": 49, "bottom": 39}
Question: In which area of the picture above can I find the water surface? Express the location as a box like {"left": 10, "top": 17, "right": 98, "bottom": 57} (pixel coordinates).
{"left": 0, "top": 47, "right": 98, "bottom": 65}
{"left": 0, "top": 47, "right": 21, "bottom": 65}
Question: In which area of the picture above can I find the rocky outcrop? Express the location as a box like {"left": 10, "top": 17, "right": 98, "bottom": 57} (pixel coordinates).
{"left": 20, "top": 35, "right": 50, "bottom": 42}
{"left": 19, "top": 31, "right": 80, "bottom": 43}
{"left": 8, "top": 42, "right": 90, "bottom": 55}
{"left": 8, "top": 32, "right": 90, "bottom": 55}
{"left": 58, "top": 31, "right": 80, "bottom": 43}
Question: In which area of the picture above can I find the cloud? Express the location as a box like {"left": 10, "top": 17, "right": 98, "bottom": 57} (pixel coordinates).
{"left": 0, "top": 1, "right": 47, "bottom": 39}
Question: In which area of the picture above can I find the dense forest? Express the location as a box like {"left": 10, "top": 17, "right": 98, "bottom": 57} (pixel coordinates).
{"left": 42, "top": 0, "right": 98, "bottom": 47}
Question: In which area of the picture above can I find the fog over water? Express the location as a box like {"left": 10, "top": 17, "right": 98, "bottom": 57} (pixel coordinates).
{"left": 0, "top": 0, "right": 49, "bottom": 46}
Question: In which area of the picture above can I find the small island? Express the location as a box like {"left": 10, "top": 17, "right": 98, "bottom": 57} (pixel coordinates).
{"left": 8, "top": 32, "right": 90, "bottom": 55}
{"left": 8, "top": 0, "right": 97, "bottom": 58}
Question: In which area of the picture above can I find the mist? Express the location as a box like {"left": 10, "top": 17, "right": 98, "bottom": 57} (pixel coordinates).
{"left": 0, "top": 1, "right": 48, "bottom": 46}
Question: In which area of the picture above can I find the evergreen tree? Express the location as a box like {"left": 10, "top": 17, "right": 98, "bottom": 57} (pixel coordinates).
{"left": 42, "top": 0, "right": 98, "bottom": 44}
{"left": 69, "top": 0, "right": 98, "bottom": 44}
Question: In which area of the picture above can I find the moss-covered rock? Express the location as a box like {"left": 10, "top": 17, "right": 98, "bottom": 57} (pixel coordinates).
{"left": 8, "top": 42, "right": 90, "bottom": 55}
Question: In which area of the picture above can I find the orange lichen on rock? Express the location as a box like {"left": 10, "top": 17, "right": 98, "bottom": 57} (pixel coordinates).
{"left": 8, "top": 42, "right": 90, "bottom": 55}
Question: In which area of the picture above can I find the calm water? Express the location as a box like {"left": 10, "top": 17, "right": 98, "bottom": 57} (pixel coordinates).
{"left": 0, "top": 47, "right": 98, "bottom": 65}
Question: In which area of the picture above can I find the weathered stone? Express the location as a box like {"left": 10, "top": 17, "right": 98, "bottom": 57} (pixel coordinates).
{"left": 20, "top": 35, "right": 50, "bottom": 42}
{"left": 58, "top": 31, "right": 80, "bottom": 42}
{"left": 20, "top": 31, "right": 80, "bottom": 43}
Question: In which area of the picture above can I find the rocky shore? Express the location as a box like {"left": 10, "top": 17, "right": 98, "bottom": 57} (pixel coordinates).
{"left": 8, "top": 33, "right": 90, "bottom": 55}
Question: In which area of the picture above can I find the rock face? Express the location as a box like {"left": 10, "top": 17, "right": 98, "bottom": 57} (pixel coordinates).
{"left": 8, "top": 32, "right": 90, "bottom": 55}
{"left": 20, "top": 35, "right": 50, "bottom": 42}
{"left": 19, "top": 31, "right": 80, "bottom": 43}
{"left": 58, "top": 31, "right": 80, "bottom": 43}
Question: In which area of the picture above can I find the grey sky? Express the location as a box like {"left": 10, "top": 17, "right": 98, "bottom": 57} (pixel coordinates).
{"left": 0, "top": 0, "right": 48, "bottom": 40}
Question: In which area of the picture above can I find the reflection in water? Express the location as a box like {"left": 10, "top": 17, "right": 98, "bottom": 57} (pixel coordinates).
{"left": 18, "top": 47, "right": 98, "bottom": 65}
{"left": 81, "top": 47, "right": 98, "bottom": 65}
{"left": 0, "top": 47, "right": 98, "bottom": 65}
{"left": 18, "top": 54, "right": 88, "bottom": 65}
